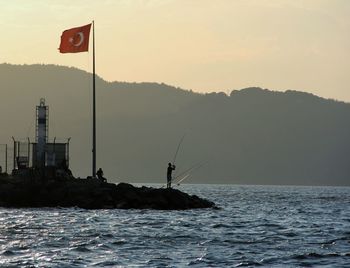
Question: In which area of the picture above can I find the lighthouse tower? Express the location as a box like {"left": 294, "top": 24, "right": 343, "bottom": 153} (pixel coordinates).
{"left": 11, "top": 99, "right": 70, "bottom": 175}
{"left": 35, "top": 98, "right": 48, "bottom": 168}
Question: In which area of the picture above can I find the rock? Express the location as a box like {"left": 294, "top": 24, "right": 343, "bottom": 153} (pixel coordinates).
{"left": 0, "top": 176, "right": 216, "bottom": 210}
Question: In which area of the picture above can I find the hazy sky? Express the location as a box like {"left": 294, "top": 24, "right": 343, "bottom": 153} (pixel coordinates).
{"left": 0, "top": 0, "right": 349, "bottom": 101}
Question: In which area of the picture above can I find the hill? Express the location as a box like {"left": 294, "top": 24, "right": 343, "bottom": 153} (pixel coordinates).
{"left": 0, "top": 63, "right": 349, "bottom": 186}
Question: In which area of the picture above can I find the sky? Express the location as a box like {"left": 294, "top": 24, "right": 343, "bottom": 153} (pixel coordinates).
{"left": 0, "top": 0, "right": 349, "bottom": 102}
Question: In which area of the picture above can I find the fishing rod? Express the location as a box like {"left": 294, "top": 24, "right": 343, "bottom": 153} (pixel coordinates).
{"left": 172, "top": 161, "right": 207, "bottom": 185}
{"left": 176, "top": 174, "right": 190, "bottom": 185}
{"left": 171, "top": 162, "right": 202, "bottom": 183}
{"left": 175, "top": 162, "right": 206, "bottom": 186}
{"left": 172, "top": 133, "right": 186, "bottom": 166}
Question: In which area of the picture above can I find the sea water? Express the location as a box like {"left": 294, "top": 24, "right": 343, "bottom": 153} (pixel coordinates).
{"left": 0, "top": 184, "right": 349, "bottom": 267}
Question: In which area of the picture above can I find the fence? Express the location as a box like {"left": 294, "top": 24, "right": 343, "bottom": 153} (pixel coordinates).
{"left": 0, "top": 144, "right": 8, "bottom": 173}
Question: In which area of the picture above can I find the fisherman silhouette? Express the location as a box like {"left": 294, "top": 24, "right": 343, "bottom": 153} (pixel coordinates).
{"left": 167, "top": 163, "right": 176, "bottom": 188}
{"left": 96, "top": 168, "right": 106, "bottom": 183}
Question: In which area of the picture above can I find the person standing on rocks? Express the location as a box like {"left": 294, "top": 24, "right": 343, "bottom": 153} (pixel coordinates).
{"left": 167, "top": 163, "right": 176, "bottom": 188}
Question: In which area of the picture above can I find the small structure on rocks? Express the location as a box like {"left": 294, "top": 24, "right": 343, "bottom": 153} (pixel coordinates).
{"left": 11, "top": 99, "right": 72, "bottom": 180}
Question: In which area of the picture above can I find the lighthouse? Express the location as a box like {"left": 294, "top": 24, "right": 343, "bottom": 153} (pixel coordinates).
{"left": 36, "top": 98, "right": 49, "bottom": 168}
{"left": 11, "top": 99, "right": 70, "bottom": 176}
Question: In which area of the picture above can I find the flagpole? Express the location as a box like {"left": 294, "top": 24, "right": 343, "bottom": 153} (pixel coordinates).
{"left": 92, "top": 20, "right": 96, "bottom": 177}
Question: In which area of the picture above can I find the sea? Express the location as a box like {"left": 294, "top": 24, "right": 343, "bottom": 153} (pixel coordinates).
{"left": 0, "top": 184, "right": 349, "bottom": 267}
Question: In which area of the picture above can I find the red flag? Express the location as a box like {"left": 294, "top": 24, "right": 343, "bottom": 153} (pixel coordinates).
{"left": 59, "top": 23, "right": 92, "bottom": 53}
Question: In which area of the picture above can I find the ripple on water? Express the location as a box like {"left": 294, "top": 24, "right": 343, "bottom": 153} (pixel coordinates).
{"left": 0, "top": 185, "right": 349, "bottom": 267}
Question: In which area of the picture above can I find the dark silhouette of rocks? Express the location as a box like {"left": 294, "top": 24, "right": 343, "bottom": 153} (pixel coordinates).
{"left": 0, "top": 176, "right": 215, "bottom": 210}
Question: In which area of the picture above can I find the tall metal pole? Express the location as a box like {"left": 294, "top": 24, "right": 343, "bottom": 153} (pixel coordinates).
{"left": 92, "top": 20, "right": 96, "bottom": 177}
{"left": 5, "top": 144, "right": 7, "bottom": 173}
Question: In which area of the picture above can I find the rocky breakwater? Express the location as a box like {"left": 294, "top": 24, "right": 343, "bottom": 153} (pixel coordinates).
{"left": 0, "top": 176, "right": 216, "bottom": 210}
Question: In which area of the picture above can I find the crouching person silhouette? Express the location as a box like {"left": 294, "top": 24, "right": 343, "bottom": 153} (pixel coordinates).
{"left": 96, "top": 168, "right": 107, "bottom": 183}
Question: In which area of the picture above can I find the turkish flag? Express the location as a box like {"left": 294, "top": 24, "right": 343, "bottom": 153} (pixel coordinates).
{"left": 59, "top": 23, "right": 92, "bottom": 53}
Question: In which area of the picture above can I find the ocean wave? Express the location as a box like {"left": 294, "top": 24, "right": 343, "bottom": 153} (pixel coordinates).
{"left": 0, "top": 185, "right": 349, "bottom": 267}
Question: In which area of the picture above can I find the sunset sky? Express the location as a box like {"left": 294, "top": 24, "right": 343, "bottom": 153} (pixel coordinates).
{"left": 0, "top": 0, "right": 349, "bottom": 101}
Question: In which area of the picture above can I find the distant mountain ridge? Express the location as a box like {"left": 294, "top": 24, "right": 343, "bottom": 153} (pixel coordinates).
{"left": 1, "top": 63, "right": 349, "bottom": 186}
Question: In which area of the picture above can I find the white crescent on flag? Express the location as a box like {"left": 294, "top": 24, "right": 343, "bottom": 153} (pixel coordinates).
{"left": 69, "top": 32, "right": 84, "bottom": 47}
